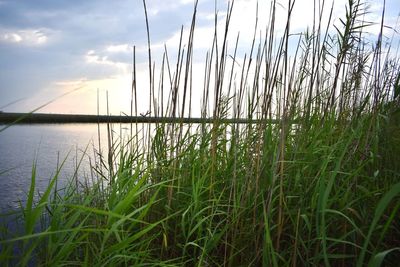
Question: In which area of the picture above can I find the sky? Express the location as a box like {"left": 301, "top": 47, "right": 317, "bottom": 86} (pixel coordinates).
{"left": 0, "top": 0, "right": 399, "bottom": 115}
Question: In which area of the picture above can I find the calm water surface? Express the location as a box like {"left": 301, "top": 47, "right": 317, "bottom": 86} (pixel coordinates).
{"left": 0, "top": 124, "right": 127, "bottom": 213}
{"left": 0, "top": 122, "right": 208, "bottom": 213}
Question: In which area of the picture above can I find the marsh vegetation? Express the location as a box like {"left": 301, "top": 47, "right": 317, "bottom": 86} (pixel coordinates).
{"left": 1, "top": 0, "right": 400, "bottom": 266}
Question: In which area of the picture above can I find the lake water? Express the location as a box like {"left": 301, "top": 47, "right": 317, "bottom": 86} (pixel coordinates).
{"left": 0, "top": 122, "right": 234, "bottom": 213}
{"left": 0, "top": 123, "right": 132, "bottom": 213}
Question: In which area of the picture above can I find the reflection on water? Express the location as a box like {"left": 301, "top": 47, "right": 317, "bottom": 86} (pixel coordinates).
{"left": 0, "top": 123, "right": 135, "bottom": 213}
{"left": 0, "top": 122, "right": 247, "bottom": 213}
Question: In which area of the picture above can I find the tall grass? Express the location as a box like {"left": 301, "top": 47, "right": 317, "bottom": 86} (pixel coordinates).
{"left": 1, "top": 0, "right": 400, "bottom": 265}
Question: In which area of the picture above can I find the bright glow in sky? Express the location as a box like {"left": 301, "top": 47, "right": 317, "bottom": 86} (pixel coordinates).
{"left": 0, "top": 0, "right": 399, "bottom": 115}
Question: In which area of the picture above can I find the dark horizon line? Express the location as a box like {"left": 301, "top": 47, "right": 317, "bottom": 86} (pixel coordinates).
{"left": 0, "top": 112, "right": 282, "bottom": 124}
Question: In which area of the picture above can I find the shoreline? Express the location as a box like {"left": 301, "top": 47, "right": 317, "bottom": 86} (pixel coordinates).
{"left": 0, "top": 112, "right": 279, "bottom": 124}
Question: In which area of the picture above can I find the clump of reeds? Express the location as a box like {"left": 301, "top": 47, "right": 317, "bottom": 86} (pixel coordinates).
{"left": 1, "top": 0, "right": 400, "bottom": 265}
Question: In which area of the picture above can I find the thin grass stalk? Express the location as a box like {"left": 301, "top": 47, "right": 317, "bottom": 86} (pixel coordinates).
{"left": 106, "top": 91, "right": 114, "bottom": 182}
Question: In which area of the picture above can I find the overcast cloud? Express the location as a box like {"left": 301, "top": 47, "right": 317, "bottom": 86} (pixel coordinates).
{"left": 0, "top": 0, "right": 398, "bottom": 114}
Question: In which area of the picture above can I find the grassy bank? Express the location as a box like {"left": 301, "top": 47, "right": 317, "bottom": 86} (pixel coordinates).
{"left": 1, "top": 0, "right": 400, "bottom": 266}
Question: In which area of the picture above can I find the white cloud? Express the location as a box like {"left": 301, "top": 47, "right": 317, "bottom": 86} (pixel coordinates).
{"left": 106, "top": 44, "right": 131, "bottom": 53}
{"left": 1, "top": 28, "right": 49, "bottom": 45}
{"left": 180, "top": 0, "right": 194, "bottom": 4}
{"left": 37, "top": 72, "right": 147, "bottom": 115}
{"left": 85, "top": 50, "right": 125, "bottom": 68}
{"left": 3, "top": 33, "right": 22, "bottom": 43}
{"left": 146, "top": 0, "right": 193, "bottom": 17}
